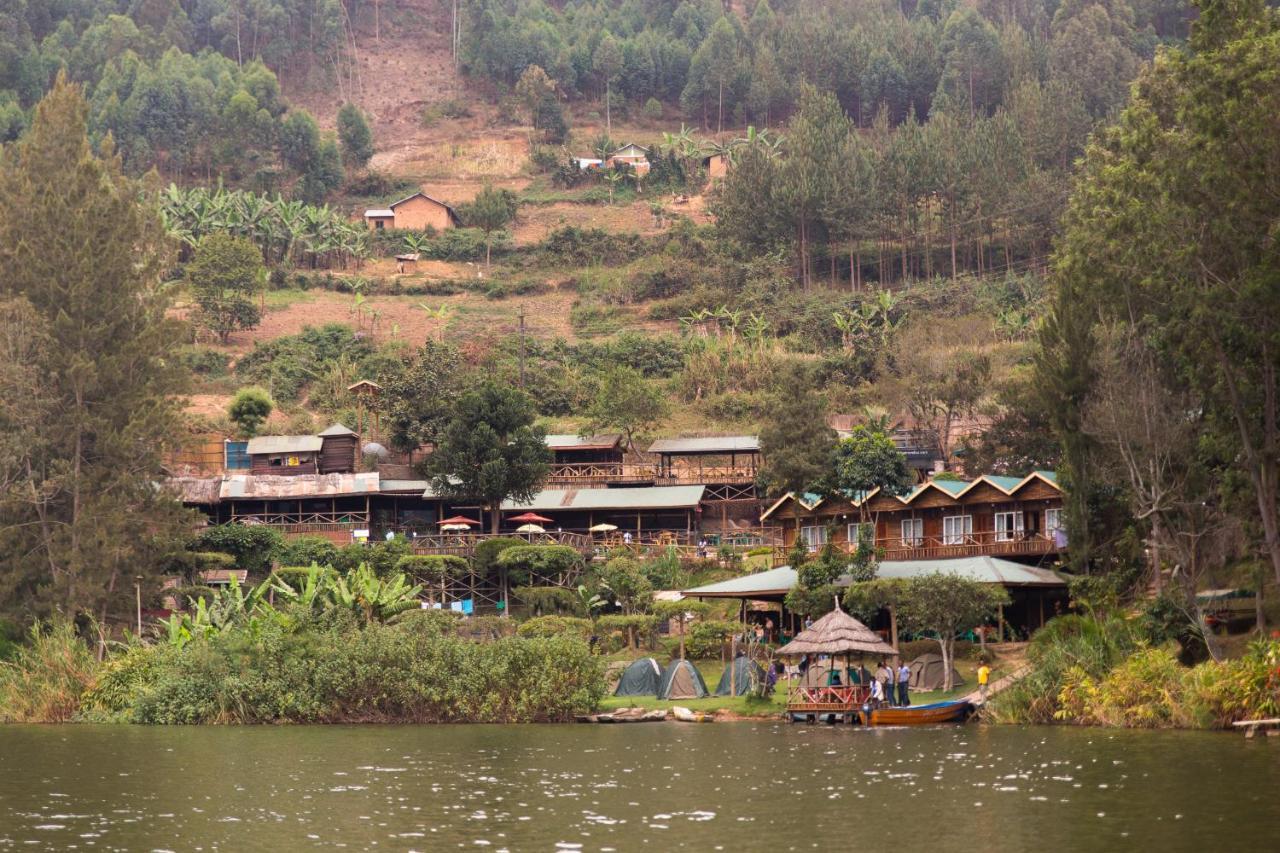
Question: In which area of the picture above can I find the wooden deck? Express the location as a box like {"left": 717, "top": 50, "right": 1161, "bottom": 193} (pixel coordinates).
{"left": 545, "top": 463, "right": 758, "bottom": 487}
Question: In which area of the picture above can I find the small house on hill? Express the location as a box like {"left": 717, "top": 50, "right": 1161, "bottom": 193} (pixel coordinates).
{"left": 246, "top": 426, "right": 359, "bottom": 476}
{"left": 608, "top": 143, "right": 650, "bottom": 175}
{"left": 364, "top": 191, "right": 461, "bottom": 231}
{"left": 703, "top": 152, "right": 728, "bottom": 180}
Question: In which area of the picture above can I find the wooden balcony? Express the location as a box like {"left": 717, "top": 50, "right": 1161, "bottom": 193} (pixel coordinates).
{"left": 862, "top": 530, "right": 1063, "bottom": 561}
{"left": 544, "top": 462, "right": 758, "bottom": 487}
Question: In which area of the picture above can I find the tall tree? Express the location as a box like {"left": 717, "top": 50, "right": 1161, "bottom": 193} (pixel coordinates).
{"left": 187, "top": 231, "right": 264, "bottom": 343}
{"left": 829, "top": 425, "right": 914, "bottom": 523}
{"left": 1041, "top": 0, "right": 1280, "bottom": 584}
{"left": 425, "top": 383, "right": 550, "bottom": 534}
{"left": 758, "top": 382, "right": 837, "bottom": 496}
{"left": 459, "top": 184, "right": 517, "bottom": 268}
{"left": 0, "top": 75, "right": 190, "bottom": 624}
{"left": 581, "top": 366, "right": 670, "bottom": 454}
{"left": 897, "top": 573, "right": 1009, "bottom": 689}
{"left": 336, "top": 102, "right": 374, "bottom": 171}
{"left": 593, "top": 32, "right": 623, "bottom": 135}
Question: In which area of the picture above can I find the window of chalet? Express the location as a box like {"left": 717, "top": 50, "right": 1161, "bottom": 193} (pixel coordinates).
{"left": 943, "top": 515, "right": 973, "bottom": 545}
{"left": 994, "top": 511, "right": 1025, "bottom": 542}
{"left": 1045, "top": 508, "right": 1063, "bottom": 532}
{"left": 799, "top": 525, "right": 827, "bottom": 551}
{"left": 846, "top": 522, "right": 873, "bottom": 548}
{"left": 901, "top": 518, "right": 923, "bottom": 546}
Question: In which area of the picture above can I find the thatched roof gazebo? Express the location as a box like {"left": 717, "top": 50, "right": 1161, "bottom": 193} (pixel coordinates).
{"left": 777, "top": 601, "right": 898, "bottom": 720}
{"left": 776, "top": 601, "right": 897, "bottom": 659}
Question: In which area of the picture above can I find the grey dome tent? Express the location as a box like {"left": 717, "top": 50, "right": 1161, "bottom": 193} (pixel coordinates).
{"left": 909, "top": 652, "right": 965, "bottom": 691}
{"left": 715, "top": 657, "right": 765, "bottom": 696}
{"left": 614, "top": 657, "right": 662, "bottom": 696}
{"left": 657, "top": 659, "right": 710, "bottom": 700}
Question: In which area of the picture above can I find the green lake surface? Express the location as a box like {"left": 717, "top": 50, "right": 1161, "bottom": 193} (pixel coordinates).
{"left": 1, "top": 723, "right": 1277, "bottom": 851}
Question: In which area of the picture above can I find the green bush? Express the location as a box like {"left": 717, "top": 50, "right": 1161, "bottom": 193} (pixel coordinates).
{"left": 272, "top": 536, "right": 340, "bottom": 569}
{"left": 396, "top": 555, "right": 468, "bottom": 583}
{"left": 686, "top": 619, "right": 739, "bottom": 659}
{"left": 192, "top": 524, "right": 283, "bottom": 574}
{"left": 473, "top": 537, "right": 524, "bottom": 574}
{"left": 595, "top": 614, "right": 659, "bottom": 650}
{"left": 517, "top": 615, "right": 593, "bottom": 640}
{"left": 513, "top": 585, "right": 583, "bottom": 616}
{"left": 178, "top": 346, "right": 230, "bottom": 377}
{"left": 0, "top": 622, "right": 98, "bottom": 723}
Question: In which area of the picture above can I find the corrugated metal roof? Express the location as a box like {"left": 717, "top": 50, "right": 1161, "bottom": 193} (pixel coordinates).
{"left": 647, "top": 436, "right": 759, "bottom": 454}
{"left": 318, "top": 424, "right": 357, "bottom": 437}
{"left": 544, "top": 433, "right": 624, "bottom": 450}
{"left": 220, "top": 472, "right": 380, "bottom": 499}
{"left": 876, "top": 556, "right": 1067, "bottom": 586}
{"left": 684, "top": 557, "right": 1066, "bottom": 598}
{"left": 166, "top": 477, "right": 222, "bottom": 504}
{"left": 364, "top": 208, "right": 394, "bottom": 218}
{"left": 381, "top": 479, "right": 436, "bottom": 496}
{"left": 503, "top": 485, "right": 705, "bottom": 511}
{"left": 246, "top": 435, "right": 323, "bottom": 455}
{"left": 929, "top": 478, "right": 968, "bottom": 495}
{"left": 983, "top": 475, "right": 1024, "bottom": 492}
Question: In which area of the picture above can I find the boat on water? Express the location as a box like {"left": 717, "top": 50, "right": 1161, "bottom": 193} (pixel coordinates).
{"left": 859, "top": 699, "right": 975, "bottom": 726}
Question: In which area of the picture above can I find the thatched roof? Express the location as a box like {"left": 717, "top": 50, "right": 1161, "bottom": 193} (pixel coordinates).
{"left": 775, "top": 603, "right": 897, "bottom": 658}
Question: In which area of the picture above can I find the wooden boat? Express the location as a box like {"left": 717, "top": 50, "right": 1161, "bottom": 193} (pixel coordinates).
{"left": 859, "top": 700, "right": 974, "bottom": 726}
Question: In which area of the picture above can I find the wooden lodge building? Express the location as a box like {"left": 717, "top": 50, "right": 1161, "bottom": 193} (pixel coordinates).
{"left": 169, "top": 428, "right": 770, "bottom": 547}
{"left": 363, "top": 191, "right": 461, "bottom": 231}
{"left": 761, "top": 471, "right": 1066, "bottom": 563}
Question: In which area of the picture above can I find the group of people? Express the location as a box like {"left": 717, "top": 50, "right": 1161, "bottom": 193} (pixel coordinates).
{"left": 870, "top": 660, "right": 913, "bottom": 707}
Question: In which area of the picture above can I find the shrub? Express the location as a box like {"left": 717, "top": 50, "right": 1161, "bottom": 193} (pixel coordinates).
{"left": 570, "top": 300, "right": 623, "bottom": 336}
{"left": 642, "top": 97, "right": 663, "bottom": 120}
{"left": 686, "top": 619, "right": 739, "bottom": 659}
{"left": 272, "top": 536, "right": 340, "bottom": 569}
{"left": 0, "top": 622, "right": 98, "bottom": 723}
{"left": 517, "top": 615, "right": 593, "bottom": 640}
{"left": 513, "top": 585, "right": 584, "bottom": 616}
{"left": 473, "top": 537, "right": 525, "bottom": 574}
{"left": 596, "top": 614, "right": 660, "bottom": 650}
{"left": 227, "top": 387, "right": 273, "bottom": 437}
{"left": 179, "top": 346, "right": 230, "bottom": 377}
{"left": 192, "top": 524, "right": 283, "bottom": 575}
{"left": 498, "top": 545, "right": 586, "bottom": 588}
{"left": 396, "top": 555, "right": 468, "bottom": 583}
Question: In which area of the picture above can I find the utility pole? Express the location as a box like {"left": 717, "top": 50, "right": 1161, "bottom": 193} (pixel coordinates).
{"left": 518, "top": 308, "right": 527, "bottom": 390}
{"left": 134, "top": 576, "right": 143, "bottom": 636}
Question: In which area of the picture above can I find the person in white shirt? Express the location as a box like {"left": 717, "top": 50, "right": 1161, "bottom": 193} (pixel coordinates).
{"left": 897, "top": 661, "right": 912, "bottom": 707}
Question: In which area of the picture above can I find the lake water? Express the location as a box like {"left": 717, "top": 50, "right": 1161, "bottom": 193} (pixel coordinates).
{"left": 1, "top": 723, "right": 1277, "bottom": 851}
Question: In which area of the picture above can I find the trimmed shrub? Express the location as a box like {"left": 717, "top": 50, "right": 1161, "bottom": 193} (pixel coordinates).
{"left": 517, "top": 615, "right": 593, "bottom": 640}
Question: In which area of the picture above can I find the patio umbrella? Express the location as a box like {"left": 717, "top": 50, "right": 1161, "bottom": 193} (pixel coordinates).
{"left": 515, "top": 523, "right": 545, "bottom": 533}
{"left": 508, "top": 512, "right": 554, "bottom": 524}
{"left": 440, "top": 523, "right": 472, "bottom": 532}
{"left": 437, "top": 515, "right": 480, "bottom": 527}
{"left": 589, "top": 523, "right": 618, "bottom": 533}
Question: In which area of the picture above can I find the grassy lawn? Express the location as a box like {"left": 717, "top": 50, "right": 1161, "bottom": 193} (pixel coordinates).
{"left": 596, "top": 651, "right": 1009, "bottom": 717}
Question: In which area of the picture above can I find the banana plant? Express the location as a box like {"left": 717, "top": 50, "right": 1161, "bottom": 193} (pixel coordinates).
{"left": 325, "top": 563, "right": 423, "bottom": 624}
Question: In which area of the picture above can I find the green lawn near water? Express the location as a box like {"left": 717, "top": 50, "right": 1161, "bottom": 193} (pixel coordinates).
{"left": 596, "top": 657, "right": 982, "bottom": 717}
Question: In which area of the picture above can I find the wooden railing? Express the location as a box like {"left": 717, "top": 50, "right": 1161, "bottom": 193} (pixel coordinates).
{"left": 774, "top": 530, "right": 1065, "bottom": 565}
{"left": 545, "top": 463, "right": 758, "bottom": 486}
{"left": 785, "top": 685, "right": 871, "bottom": 712}
{"left": 409, "top": 530, "right": 596, "bottom": 558}
{"left": 229, "top": 512, "right": 369, "bottom": 527}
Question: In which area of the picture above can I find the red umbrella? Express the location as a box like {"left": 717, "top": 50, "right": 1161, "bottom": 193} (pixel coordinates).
{"left": 507, "top": 512, "right": 554, "bottom": 524}
{"left": 437, "top": 515, "right": 481, "bottom": 527}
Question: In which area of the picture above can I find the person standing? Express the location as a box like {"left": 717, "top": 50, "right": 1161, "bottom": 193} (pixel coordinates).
{"left": 876, "top": 660, "right": 893, "bottom": 706}
{"left": 897, "top": 660, "right": 912, "bottom": 707}
{"left": 977, "top": 661, "right": 991, "bottom": 700}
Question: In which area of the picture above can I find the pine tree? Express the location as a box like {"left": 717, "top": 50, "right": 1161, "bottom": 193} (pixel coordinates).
{"left": 0, "top": 74, "right": 190, "bottom": 623}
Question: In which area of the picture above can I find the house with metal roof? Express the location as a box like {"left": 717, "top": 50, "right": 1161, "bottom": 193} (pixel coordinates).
{"left": 761, "top": 471, "right": 1066, "bottom": 563}
{"left": 500, "top": 485, "right": 706, "bottom": 537}
{"left": 363, "top": 191, "right": 461, "bottom": 231}
{"left": 684, "top": 556, "right": 1069, "bottom": 638}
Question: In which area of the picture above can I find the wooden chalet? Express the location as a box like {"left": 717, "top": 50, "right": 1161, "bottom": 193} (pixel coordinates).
{"left": 761, "top": 471, "right": 1066, "bottom": 562}
{"left": 544, "top": 434, "right": 631, "bottom": 485}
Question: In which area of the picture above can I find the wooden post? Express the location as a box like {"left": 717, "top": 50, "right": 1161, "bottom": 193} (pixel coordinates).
{"left": 998, "top": 603, "right": 1005, "bottom": 643}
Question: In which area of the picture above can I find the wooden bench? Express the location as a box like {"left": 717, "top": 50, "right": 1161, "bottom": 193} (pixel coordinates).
{"left": 1232, "top": 718, "right": 1280, "bottom": 738}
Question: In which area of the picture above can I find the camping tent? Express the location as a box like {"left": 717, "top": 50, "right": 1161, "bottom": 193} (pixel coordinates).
{"left": 715, "top": 657, "right": 765, "bottom": 696}
{"left": 614, "top": 657, "right": 662, "bottom": 696}
{"left": 657, "top": 659, "right": 710, "bottom": 700}
{"left": 909, "top": 652, "right": 965, "bottom": 690}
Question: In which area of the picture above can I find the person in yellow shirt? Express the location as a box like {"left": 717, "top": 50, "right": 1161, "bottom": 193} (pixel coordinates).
{"left": 977, "top": 662, "right": 991, "bottom": 700}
